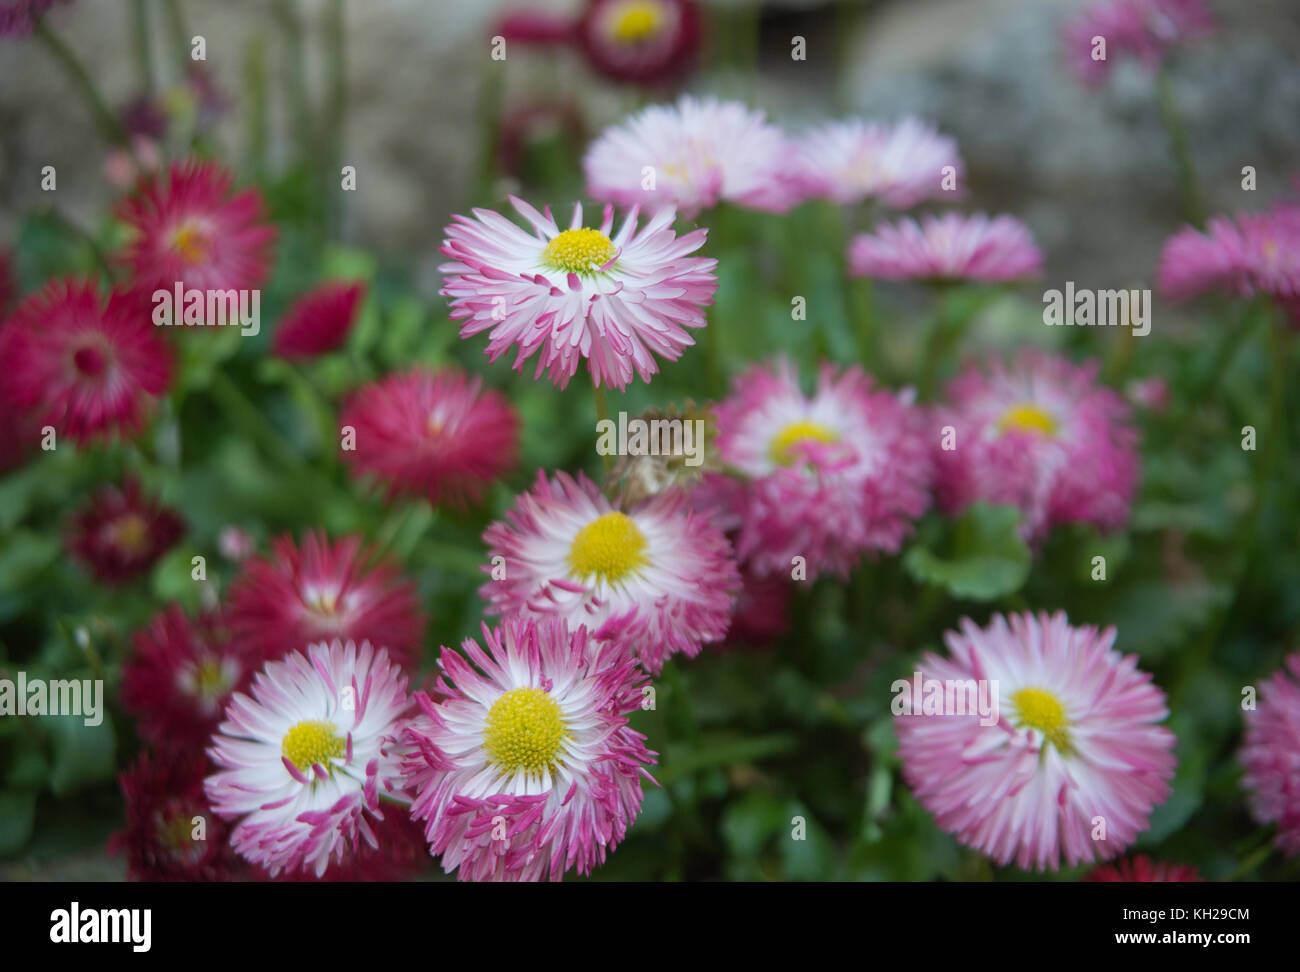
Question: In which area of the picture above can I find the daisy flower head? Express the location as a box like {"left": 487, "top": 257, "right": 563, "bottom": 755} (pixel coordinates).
{"left": 1157, "top": 203, "right": 1300, "bottom": 306}
{"left": 849, "top": 212, "right": 1043, "bottom": 284}
{"left": 713, "top": 358, "right": 932, "bottom": 581}
{"left": 792, "top": 116, "right": 964, "bottom": 209}
{"left": 1063, "top": 0, "right": 1216, "bottom": 88}
{"left": 115, "top": 158, "right": 276, "bottom": 297}
{"left": 0, "top": 278, "right": 173, "bottom": 444}
{"left": 67, "top": 477, "right": 185, "bottom": 585}
{"left": 1085, "top": 855, "right": 1202, "bottom": 882}
{"left": 895, "top": 611, "right": 1177, "bottom": 871}
{"left": 205, "top": 640, "right": 413, "bottom": 878}
{"left": 1239, "top": 652, "right": 1300, "bottom": 857}
{"left": 398, "top": 616, "right": 656, "bottom": 881}
{"left": 339, "top": 367, "right": 519, "bottom": 509}
{"left": 933, "top": 350, "right": 1139, "bottom": 545}
{"left": 576, "top": 0, "right": 701, "bottom": 85}
{"left": 440, "top": 196, "right": 717, "bottom": 391}
{"left": 227, "top": 531, "right": 425, "bottom": 669}
{"left": 272, "top": 280, "right": 367, "bottom": 360}
{"left": 481, "top": 470, "right": 739, "bottom": 674}
{"left": 583, "top": 95, "right": 797, "bottom": 218}
{"left": 122, "top": 605, "right": 258, "bottom": 750}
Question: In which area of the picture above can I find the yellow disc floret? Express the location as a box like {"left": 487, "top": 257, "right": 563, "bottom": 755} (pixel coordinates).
{"left": 610, "top": 0, "right": 665, "bottom": 43}
{"left": 483, "top": 687, "right": 567, "bottom": 774}
{"left": 172, "top": 221, "right": 211, "bottom": 265}
{"left": 998, "top": 403, "right": 1057, "bottom": 437}
{"left": 1011, "top": 687, "right": 1071, "bottom": 753}
{"left": 542, "top": 228, "right": 618, "bottom": 276}
{"left": 769, "top": 419, "right": 838, "bottom": 466}
{"left": 281, "top": 719, "right": 346, "bottom": 773}
{"left": 568, "top": 511, "right": 649, "bottom": 583}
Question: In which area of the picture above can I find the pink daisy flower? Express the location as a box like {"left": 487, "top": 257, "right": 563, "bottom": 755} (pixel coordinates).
{"left": 398, "top": 616, "right": 656, "bottom": 882}
{"left": 205, "top": 640, "right": 413, "bottom": 878}
{"left": 440, "top": 197, "right": 717, "bottom": 390}
{"left": 933, "top": 350, "right": 1139, "bottom": 545}
{"left": 895, "top": 611, "right": 1177, "bottom": 871}
{"left": 0, "top": 279, "right": 173, "bottom": 444}
{"left": 583, "top": 95, "right": 797, "bottom": 219}
{"left": 272, "top": 281, "right": 366, "bottom": 360}
{"left": 481, "top": 470, "right": 739, "bottom": 674}
{"left": 121, "top": 605, "right": 259, "bottom": 751}
{"left": 575, "top": 0, "right": 700, "bottom": 85}
{"left": 849, "top": 212, "right": 1043, "bottom": 283}
{"left": 713, "top": 358, "right": 932, "bottom": 581}
{"left": 115, "top": 158, "right": 276, "bottom": 297}
{"left": 227, "top": 531, "right": 426, "bottom": 670}
{"left": 1063, "top": 0, "right": 1216, "bottom": 88}
{"left": 1239, "top": 652, "right": 1300, "bottom": 857}
{"left": 1086, "top": 855, "right": 1202, "bottom": 882}
{"left": 792, "top": 117, "right": 964, "bottom": 209}
{"left": 1157, "top": 203, "right": 1300, "bottom": 307}
{"left": 67, "top": 477, "right": 185, "bottom": 585}
{"left": 339, "top": 367, "right": 519, "bottom": 509}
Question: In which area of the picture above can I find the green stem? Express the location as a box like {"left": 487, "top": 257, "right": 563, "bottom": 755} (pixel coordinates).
{"left": 34, "top": 19, "right": 129, "bottom": 146}
{"left": 593, "top": 381, "right": 612, "bottom": 473}
{"left": 1156, "top": 69, "right": 1205, "bottom": 229}
{"left": 160, "top": 0, "right": 192, "bottom": 78}
{"left": 324, "top": 0, "right": 347, "bottom": 237}
{"left": 243, "top": 35, "right": 270, "bottom": 179}
{"left": 130, "top": 0, "right": 154, "bottom": 92}
{"left": 919, "top": 283, "right": 954, "bottom": 399}
{"left": 208, "top": 370, "right": 309, "bottom": 473}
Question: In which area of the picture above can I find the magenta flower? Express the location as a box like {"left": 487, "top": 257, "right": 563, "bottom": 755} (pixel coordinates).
{"left": 1063, "top": 0, "right": 1216, "bottom": 87}
{"left": 0, "top": 0, "right": 71, "bottom": 38}
{"left": 849, "top": 212, "right": 1043, "bottom": 284}
{"left": 273, "top": 281, "right": 366, "bottom": 360}
{"left": 1240, "top": 652, "right": 1300, "bottom": 857}
{"left": 440, "top": 197, "right": 717, "bottom": 390}
{"left": 67, "top": 478, "right": 186, "bottom": 585}
{"left": 1085, "top": 855, "right": 1203, "bottom": 882}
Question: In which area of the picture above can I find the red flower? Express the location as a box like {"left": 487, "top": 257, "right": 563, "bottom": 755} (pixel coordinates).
{"left": 115, "top": 159, "right": 276, "bottom": 295}
{"left": 227, "top": 531, "right": 425, "bottom": 669}
{"left": 1086, "top": 855, "right": 1203, "bottom": 882}
{"left": 0, "top": 279, "right": 172, "bottom": 444}
{"left": 340, "top": 367, "right": 519, "bottom": 509}
{"left": 272, "top": 281, "right": 366, "bottom": 360}
{"left": 67, "top": 478, "right": 185, "bottom": 584}
{"left": 110, "top": 750, "right": 249, "bottom": 881}
{"left": 575, "top": 0, "right": 700, "bottom": 86}
{"left": 122, "top": 606, "right": 259, "bottom": 750}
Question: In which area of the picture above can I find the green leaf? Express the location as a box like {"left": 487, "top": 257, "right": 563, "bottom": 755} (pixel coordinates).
{"left": 48, "top": 710, "right": 116, "bottom": 797}
{"left": 0, "top": 790, "right": 38, "bottom": 855}
{"left": 720, "top": 789, "right": 786, "bottom": 858}
{"left": 903, "top": 503, "right": 1031, "bottom": 601}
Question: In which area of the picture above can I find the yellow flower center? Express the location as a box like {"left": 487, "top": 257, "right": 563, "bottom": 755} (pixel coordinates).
{"left": 542, "top": 228, "right": 617, "bottom": 276}
{"left": 112, "top": 514, "right": 151, "bottom": 555}
{"left": 172, "top": 221, "right": 211, "bottom": 265}
{"left": 1011, "top": 687, "right": 1071, "bottom": 753}
{"left": 610, "top": 0, "right": 665, "bottom": 43}
{"left": 568, "top": 511, "right": 649, "bottom": 583}
{"left": 483, "top": 687, "right": 567, "bottom": 774}
{"left": 769, "top": 420, "right": 838, "bottom": 466}
{"left": 281, "top": 719, "right": 345, "bottom": 772}
{"left": 998, "top": 403, "right": 1057, "bottom": 437}
{"left": 194, "top": 657, "right": 228, "bottom": 699}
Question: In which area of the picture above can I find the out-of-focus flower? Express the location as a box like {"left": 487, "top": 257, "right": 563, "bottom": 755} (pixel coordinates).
{"left": 792, "top": 117, "right": 964, "bottom": 209}
{"left": 272, "top": 281, "right": 367, "bottom": 360}
{"left": 67, "top": 477, "right": 185, "bottom": 585}
{"left": 217, "top": 525, "right": 255, "bottom": 563}
{"left": 1085, "top": 855, "right": 1203, "bottom": 881}
{"left": 849, "top": 212, "right": 1043, "bottom": 284}
{"left": 340, "top": 367, "right": 519, "bottom": 509}
{"left": 227, "top": 531, "right": 426, "bottom": 670}
{"left": 278, "top": 808, "right": 428, "bottom": 882}
{"left": 0, "top": 247, "right": 15, "bottom": 314}
{"left": 714, "top": 358, "right": 931, "bottom": 581}
{"left": 584, "top": 95, "right": 796, "bottom": 218}
{"left": 110, "top": 750, "right": 248, "bottom": 881}
{"left": 122, "top": 605, "right": 257, "bottom": 750}
{"left": 497, "top": 99, "right": 586, "bottom": 181}
{"left": 1239, "top": 651, "right": 1300, "bottom": 857}
{"left": 115, "top": 159, "right": 277, "bottom": 297}
{"left": 398, "top": 616, "right": 656, "bottom": 881}
{"left": 575, "top": 0, "right": 700, "bottom": 85}
{"left": 0, "top": 0, "right": 71, "bottom": 37}
{"left": 722, "top": 567, "right": 792, "bottom": 647}
{"left": 0, "top": 279, "right": 172, "bottom": 443}
{"left": 103, "top": 136, "right": 162, "bottom": 190}
{"left": 895, "top": 611, "right": 1177, "bottom": 871}
{"left": 205, "top": 640, "right": 413, "bottom": 878}
{"left": 120, "top": 96, "right": 169, "bottom": 140}
{"left": 1125, "top": 375, "right": 1170, "bottom": 413}
{"left": 440, "top": 197, "right": 716, "bottom": 390}
{"left": 1063, "top": 0, "right": 1216, "bottom": 87}
{"left": 932, "top": 350, "right": 1139, "bottom": 545}
{"left": 481, "top": 469, "right": 739, "bottom": 673}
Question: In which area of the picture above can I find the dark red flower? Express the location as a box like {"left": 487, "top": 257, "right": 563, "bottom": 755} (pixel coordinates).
{"left": 575, "top": 0, "right": 700, "bottom": 86}
{"left": 272, "top": 281, "right": 367, "bottom": 360}
{"left": 1086, "top": 855, "right": 1203, "bottom": 882}
{"left": 67, "top": 478, "right": 185, "bottom": 584}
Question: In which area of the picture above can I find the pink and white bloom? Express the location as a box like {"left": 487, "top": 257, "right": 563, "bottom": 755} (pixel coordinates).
{"left": 713, "top": 359, "right": 931, "bottom": 581}
{"left": 933, "top": 350, "right": 1139, "bottom": 544}
{"left": 792, "top": 117, "right": 963, "bottom": 209}
{"left": 1239, "top": 652, "right": 1300, "bottom": 857}
{"left": 583, "top": 95, "right": 797, "bottom": 218}
{"left": 481, "top": 470, "right": 739, "bottom": 674}
{"left": 849, "top": 212, "right": 1043, "bottom": 283}
{"left": 398, "top": 617, "right": 656, "bottom": 881}
{"left": 1157, "top": 203, "right": 1300, "bottom": 307}
{"left": 440, "top": 197, "right": 717, "bottom": 390}
{"left": 205, "top": 640, "right": 412, "bottom": 878}
{"left": 1063, "top": 0, "right": 1216, "bottom": 88}
{"left": 895, "top": 611, "right": 1177, "bottom": 871}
